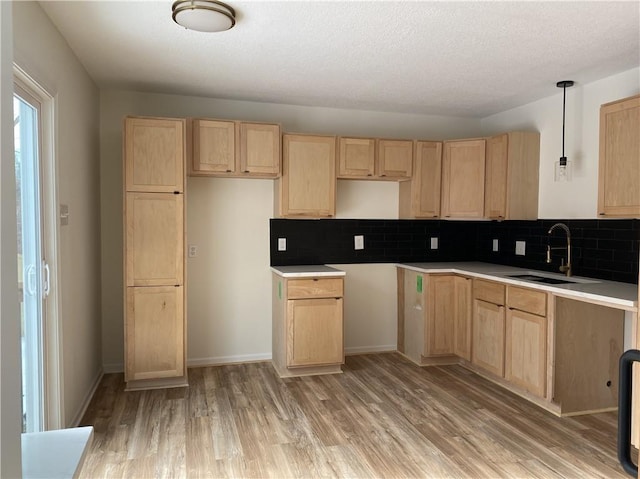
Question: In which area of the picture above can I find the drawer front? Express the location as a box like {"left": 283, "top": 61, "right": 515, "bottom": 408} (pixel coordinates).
{"left": 507, "top": 286, "right": 547, "bottom": 316}
{"left": 287, "top": 278, "right": 344, "bottom": 299}
{"left": 473, "top": 279, "right": 505, "bottom": 305}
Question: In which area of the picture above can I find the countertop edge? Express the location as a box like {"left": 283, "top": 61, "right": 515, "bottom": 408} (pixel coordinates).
{"left": 396, "top": 262, "right": 638, "bottom": 311}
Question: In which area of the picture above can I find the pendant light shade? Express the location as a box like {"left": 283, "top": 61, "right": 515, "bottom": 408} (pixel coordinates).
{"left": 172, "top": 0, "right": 236, "bottom": 32}
{"left": 555, "top": 80, "right": 574, "bottom": 182}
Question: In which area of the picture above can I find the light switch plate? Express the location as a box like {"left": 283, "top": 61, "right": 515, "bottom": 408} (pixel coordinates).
{"left": 60, "top": 204, "right": 69, "bottom": 226}
{"left": 354, "top": 235, "right": 364, "bottom": 250}
{"left": 515, "top": 240, "right": 526, "bottom": 256}
{"left": 188, "top": 244, "right": 198, "bottom": 258}
{"left": 492, "top": 239, "right": 499, "bottom": 252}
{"left": 278, "top": 238, "right": 287, "bottom": 251}
{"left": 430, "top": 237, "right": 438, "bottom": 250}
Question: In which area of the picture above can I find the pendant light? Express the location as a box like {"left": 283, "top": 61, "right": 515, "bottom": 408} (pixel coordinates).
{"left": 555, "top": 80, "right": 574, "bottom": 182}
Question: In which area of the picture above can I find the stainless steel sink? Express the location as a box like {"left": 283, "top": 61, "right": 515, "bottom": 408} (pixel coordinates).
{"left": 507, "top": 274, "right": 576, "bottom": 285}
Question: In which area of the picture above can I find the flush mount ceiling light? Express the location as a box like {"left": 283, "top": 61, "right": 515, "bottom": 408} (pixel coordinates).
{"left": 172, "top": 0, "right": 236, "bottom": 32}
{"left": 555, "top": 80, "right": 575, "bottom": 182}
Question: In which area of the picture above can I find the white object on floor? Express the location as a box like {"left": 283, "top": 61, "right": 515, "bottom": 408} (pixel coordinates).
{"left": 22, "top": 426, "right": 93, "bottom": 479}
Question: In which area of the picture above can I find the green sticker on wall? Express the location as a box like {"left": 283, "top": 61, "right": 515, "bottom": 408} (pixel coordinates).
{"left": 417, "top": 275, "right": 423, "bottom": 293}
{"left": 278, "top": 281, "right": 282, "bottom": 300}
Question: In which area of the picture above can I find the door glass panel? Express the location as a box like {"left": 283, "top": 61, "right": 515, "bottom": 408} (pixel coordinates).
{"left": 14, "top": 93, "right": 44, "bottom": 433}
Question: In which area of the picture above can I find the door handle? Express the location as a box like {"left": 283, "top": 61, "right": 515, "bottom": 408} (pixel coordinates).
{"left": 25, "top": 264, "right": 37, "bottom": 296}
{"left": 42, "top": 261, "right": 50, "bottom": 298}
{"left": 618, "top": 349, "right": 640, "bottom": 476}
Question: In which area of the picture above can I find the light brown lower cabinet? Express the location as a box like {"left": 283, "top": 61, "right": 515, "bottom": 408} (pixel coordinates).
{"left": 397, "top": 270, "right": 470, "bottom": 365}
{"left": 125, "top": 286, "right": 185, "bottom": 382}
{"left": 287, "top": 298, "right": 343, "bottom": 367}
{"left": 504, "top": 286, "right": 548, "bottom": 398}
{"left": 272, "top": 274, "right": 344, "bottom": 377}
{"left": 471, "top": 280, "right": 506, "bottom": 377}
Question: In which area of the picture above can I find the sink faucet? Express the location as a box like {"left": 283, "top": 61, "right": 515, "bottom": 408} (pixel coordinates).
{"left": 547, "top": 223, "right": 572, "bottom": 276}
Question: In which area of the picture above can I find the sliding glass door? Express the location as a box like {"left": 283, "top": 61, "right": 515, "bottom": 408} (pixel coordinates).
{"left": 14, "top": 87, "right": 46, "bottom": 433}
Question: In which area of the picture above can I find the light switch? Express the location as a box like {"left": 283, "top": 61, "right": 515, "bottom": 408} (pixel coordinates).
{"left": 430, "top": 237, "right": 438, "bottom": 250}
{"left": 354, "top": 235, "right": 364, "bottom": 250}
{"left": 278, "top": 238, "right": 287, "bottom": 251}
{"left": 492, "top": 239, "right": 499, "bottom": 252}
{"left": 60, "top": 204, "right": 69, "bottom": 226}
{"left": 188, "top": 244, "right": 198, "bottom": 258}
{"left": 515, "top": 241, "right": 526, "bottom": 256}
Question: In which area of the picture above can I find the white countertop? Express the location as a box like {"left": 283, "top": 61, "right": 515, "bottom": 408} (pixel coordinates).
{"left": 22, "top": 426, "right": 93, "bottom": 479}
{"left": 271, "top": 265, "right": 346, "bottom": 278}
{"left": 398, "top": 262, "right": 638, "bottom": 311}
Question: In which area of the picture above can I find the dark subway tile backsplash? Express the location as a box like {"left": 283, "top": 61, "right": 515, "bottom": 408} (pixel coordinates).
{"left": 270, "top": 218, "right": 640, "bottom": 284}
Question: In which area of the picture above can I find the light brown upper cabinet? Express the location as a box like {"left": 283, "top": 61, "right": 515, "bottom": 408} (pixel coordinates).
{"left": 338, "top": 137, "right": 375, "bottom": 178}
{"left": 190, "top": 119, "right": 281, "bottom": 177}
{"left": 484, "top": 131, "right": 540, "bottom": 220}
{"left": 338, "top": 137, "right": 413, "bottom": 180}
{"left": 399, "top": 141, "right": 442, "bottom": 218}
{"left": 376, "top": 139, "right": 413, "bottom": 179}
{"left": 124, "top": 117, "right": 185, "bottom": 193}
{"left": 441, "top": 139, "right": 486, "bottom": 219}
{"left": 125, "top": 192, "right": 184, "bottom": 287}
{"left": 275, "top": 133, "right": 336, "bottom": 218}
{"left": 598, "top": 94, "right": 640, "bottom": 218}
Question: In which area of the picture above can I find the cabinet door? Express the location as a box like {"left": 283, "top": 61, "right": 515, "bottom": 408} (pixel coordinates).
{"left": 453, "top": 276, "right": 472, "bottom": 361}
{"left": 484, "top": 133, "right": 508, "bottom": 219}
{"left": 240, "top": 122, "right": 281, "bottom": 176}
{"left": 412, "top": 141, "right": 442, "bottom": 218}
{"left": 280, "top": 134, "right": 336, "bottom": 217}
{"left": 338, "top": 137, "right": 375, "bottom": 178}
{"left": 125, "top": 193, "right": 184, "bottom": 286}
{"left": 505, "top": 308, "right": 547, "bottom": 397}
{"left": 126, "top": 286, "right": 184, "bottom": 381}
{"left": 598, "top": 95, "right": 640, "bottom": 217}
{"left": 472, "top": 299, "right": 505, "bottom": 377}
{"left": 287, "top": 298, "right": 343, "bottom": 367}
{"left": 426, "top": 276, "right": 455, "bottom": 356}
{"left": 377, "top": 139, "right": 413, "bottom": 179}
{"left": 192, "top": 119, "right": 237, "bottom": 174}
{"left": 124, "top": 117, "right": 184, "bottom": 193}
{"left": 442, "top": 139, "right": 486, "bottom": 218}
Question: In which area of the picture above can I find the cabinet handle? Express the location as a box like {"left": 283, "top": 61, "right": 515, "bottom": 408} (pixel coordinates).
{"left": 380, "top": 174, "right": 386, "bottom": 177}
{"left": 226, "top": 169, "right": 232, "bottom": 172}
{"left": 367, "top": 174, "right": 373, "bottom": 176}
{"left": 174, "top": 191, "right": 180, "bottom": 194}
{"left": 243, "top": 170, "right": 250, "bottom": 173}
{"left": 599, "top": 212, "right": 606, "bottom": 216}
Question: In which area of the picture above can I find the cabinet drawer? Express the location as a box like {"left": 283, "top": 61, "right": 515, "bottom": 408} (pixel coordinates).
{"left": 473, "top": 279, "right": 505, "bottom": 305}
{"left": 507, "top": 286, "right": 546, "bottom": 316}
{"left": 287, "top": 278, "right": 343, "bottom": 299}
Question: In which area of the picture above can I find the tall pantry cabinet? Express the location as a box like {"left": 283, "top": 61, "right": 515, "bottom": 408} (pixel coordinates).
{"left": 123, "top": 116, "right": 188, "bottom": 391}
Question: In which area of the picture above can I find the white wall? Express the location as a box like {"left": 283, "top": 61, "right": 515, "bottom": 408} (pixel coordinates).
{"left": 482, "top": 68, "right": 640, "bottom": 219}
{"left": 1, "top": 2, "right": 22, "bottom": 475}
{"left": 13, "top": 2, "right": 102, "bottom": 427}
{"left": 99, "top": 89, "right": 481, "bottom": 370}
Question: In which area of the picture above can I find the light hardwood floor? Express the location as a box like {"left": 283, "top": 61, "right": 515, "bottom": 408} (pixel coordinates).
{"left": 79, "top": 353, "right": 630, "bottom": 478}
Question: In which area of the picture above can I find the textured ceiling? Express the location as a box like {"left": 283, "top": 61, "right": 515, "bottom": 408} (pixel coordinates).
{"left": 40, "top": 1, "right": 640, "bottom": 118}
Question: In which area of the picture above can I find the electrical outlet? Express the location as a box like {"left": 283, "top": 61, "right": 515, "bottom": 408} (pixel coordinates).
{"left": 492, "top": 239, "right": 499, "bottom": 252}
{"left": 515, "top": 241, "right": 526, "bottom": 256}
{"left": 354, "top": 235, "right": 364, "bottom": 250}
{"left": 430, "top": 237, "right": 438, "bottom": 250}
{"left": 278, "top": 238, "right": 287, "bottom": 251}
{"left": 188, "top": 244, "right": 198, "bottom": 258}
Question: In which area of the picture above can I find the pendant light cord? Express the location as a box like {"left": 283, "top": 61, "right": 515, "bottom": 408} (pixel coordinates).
{"left": 562, "top": 84, "right": 566, "bottom": 158}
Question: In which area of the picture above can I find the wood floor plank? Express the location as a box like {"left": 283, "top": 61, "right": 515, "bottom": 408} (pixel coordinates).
{"left": 79, "top": 353, "right": 629, "bottom": 478}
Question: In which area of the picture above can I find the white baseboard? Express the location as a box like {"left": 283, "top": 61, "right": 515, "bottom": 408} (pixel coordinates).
{"left": 103, "top": 362, "right": 124, "bottom": 374}
{"left": 187, "top": 352, "right": 272, "bottom": 368}
{"left": 69, "top": 367, "right": 103, "bottom": 427}
{"left": 103, "top": 347, "right": 396, "bottom": 375}
{"left": 345, "top": 345, "right": 397, "bottom": 355}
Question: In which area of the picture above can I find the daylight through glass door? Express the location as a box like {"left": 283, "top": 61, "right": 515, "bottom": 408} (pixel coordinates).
{"left": 14, "top": 90, "right": 46, "bottom": 433}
